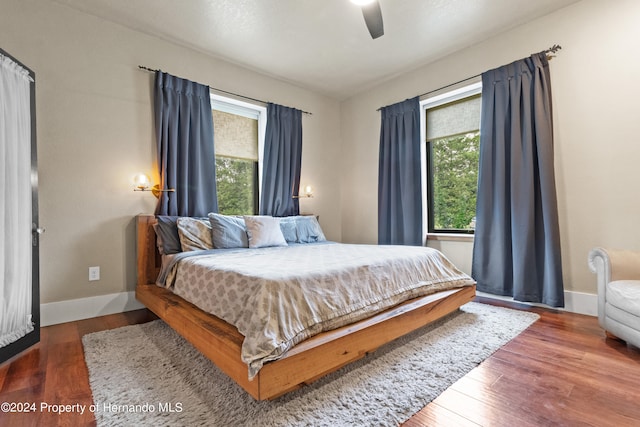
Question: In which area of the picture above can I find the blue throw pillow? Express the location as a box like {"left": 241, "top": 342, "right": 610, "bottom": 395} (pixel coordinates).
{"left": 278, "top": 215, "right": 326, "bottom": 244}
{"left": 208, "top": 213, "right": 249, "bottom": 249}
{"left": 295, "top": 216, "right": 326, "bottom": 243}
{"left": 278, "top": 217, "right": 298, "bottom": 243}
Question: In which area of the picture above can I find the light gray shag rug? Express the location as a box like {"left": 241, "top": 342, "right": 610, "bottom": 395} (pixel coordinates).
{"left": 83, "top": 302, "right": 538, "bottom": 427}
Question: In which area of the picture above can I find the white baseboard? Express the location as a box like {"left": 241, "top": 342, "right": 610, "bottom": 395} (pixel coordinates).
{"left": 41, "top": 291, "right": 145, "bottom": 327}
{"left": 562, "top": 291, "right": 598, "bottom": 316}
{"left": 476, "top": 290, "right": 597, "bottom": 316}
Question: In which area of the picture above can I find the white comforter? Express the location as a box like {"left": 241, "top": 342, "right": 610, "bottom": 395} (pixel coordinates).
{"left": 161, "top": 243, "right": 475, "bottom": 379}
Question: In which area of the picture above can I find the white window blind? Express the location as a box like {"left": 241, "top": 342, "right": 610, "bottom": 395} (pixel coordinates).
{"left": 213, "top": 110, "right": 258, "bottom": 161}
{"left": 426, "top": 94, "right": 481, "bottom": 142}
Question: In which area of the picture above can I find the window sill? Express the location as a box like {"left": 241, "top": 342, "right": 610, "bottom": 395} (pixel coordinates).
{"left": 426, "top": 233, "right": 474, "bottom": 243}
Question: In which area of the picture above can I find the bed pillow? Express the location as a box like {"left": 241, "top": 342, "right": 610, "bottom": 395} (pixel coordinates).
{"left": 208, "top": 213, "right": 249, "bottom": 249}
{"left": 280, "top": 215, "right": 326, "bottom": 243}
{"left": 154, "top": 216, "right": 182, "bottom": 254}
{"left": 244, "top": 216, "right": 288, "bottom": 249}
{"left": 278, "top": 218, "right": 298, "bottom": 243}
{"left": 296, "top": 216, "right": 326, "bottom": 243}
{"left": 176, "top": 217, "right": 214, "bottom": 251}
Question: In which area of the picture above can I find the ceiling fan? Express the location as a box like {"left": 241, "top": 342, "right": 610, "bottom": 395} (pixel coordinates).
{"left": 351, "top": 0, "right": 384, "bottom": 39}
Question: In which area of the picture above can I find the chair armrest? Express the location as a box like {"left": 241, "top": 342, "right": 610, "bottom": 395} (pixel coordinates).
{"left": 589, "top": 247, "right": 640, "bottom": 281}
{"left": 588, "top": 247, "right": 640, "bottom": 326}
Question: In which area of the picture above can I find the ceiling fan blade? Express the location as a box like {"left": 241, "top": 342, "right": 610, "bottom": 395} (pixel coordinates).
{"left": 361, "top": 0, "right": 384, "bottom": 39}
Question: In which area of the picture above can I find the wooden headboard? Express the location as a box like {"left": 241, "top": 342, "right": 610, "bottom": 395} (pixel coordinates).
{"left": 136, "top": 214, "right": 161, "bottom": 286}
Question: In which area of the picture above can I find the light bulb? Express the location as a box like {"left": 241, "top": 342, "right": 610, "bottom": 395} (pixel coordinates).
{"left": 133, "top": 173, "right": 151, "bottom": 190}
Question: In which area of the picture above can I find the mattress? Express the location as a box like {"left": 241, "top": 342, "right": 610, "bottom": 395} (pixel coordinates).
{"left": 159, "top": 242, "right": 475, "bottom": 378}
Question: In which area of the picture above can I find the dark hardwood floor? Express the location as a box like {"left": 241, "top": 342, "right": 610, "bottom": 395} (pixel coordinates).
{"left": 1, "top": 297, "right": 638, "bottom": 426}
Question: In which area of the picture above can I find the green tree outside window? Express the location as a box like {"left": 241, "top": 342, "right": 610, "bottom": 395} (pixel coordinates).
{"left": 215, "top": 157, "right": 257, "bottom": 216}
{"left": 430, "top": 131, "right": 479, "bottom": 231}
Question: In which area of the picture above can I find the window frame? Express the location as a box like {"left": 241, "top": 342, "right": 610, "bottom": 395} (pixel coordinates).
{"left": 210, "top": 94, "right": 266, "bottom": 214}
{"left": 419, "top": 81, "right": 482, "bottom": 235}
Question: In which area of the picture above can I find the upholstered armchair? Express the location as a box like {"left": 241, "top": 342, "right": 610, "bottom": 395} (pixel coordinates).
{"left": 588, "top": 247, "right": 640, "bottom": 348}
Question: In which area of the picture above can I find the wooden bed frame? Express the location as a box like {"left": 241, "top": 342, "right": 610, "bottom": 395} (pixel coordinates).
{"left": 135, "top": 214, "right": 476, "bottom": 400}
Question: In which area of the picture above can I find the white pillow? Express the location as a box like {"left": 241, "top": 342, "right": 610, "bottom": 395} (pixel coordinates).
{"left": 244, "top": 216, "right": 288, "bottom": 249}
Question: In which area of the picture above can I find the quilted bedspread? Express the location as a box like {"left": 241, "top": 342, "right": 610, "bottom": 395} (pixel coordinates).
{"left": 160, "top": 243, "right": 475, "bottom": 379}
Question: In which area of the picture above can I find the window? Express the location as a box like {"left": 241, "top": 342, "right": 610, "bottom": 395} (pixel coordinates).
{"left": 421, "top": 82, "right": 481, "bottom": 234}
{"left": 211, "top": 95, "right": 266, "bottom": 216}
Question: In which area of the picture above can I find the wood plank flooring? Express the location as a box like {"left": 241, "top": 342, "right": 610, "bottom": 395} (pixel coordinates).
{"left": 1, "top": 297, "right": 638, "bottom": 427}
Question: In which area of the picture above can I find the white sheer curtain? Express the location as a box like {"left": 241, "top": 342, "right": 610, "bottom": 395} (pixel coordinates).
{"left": 0, "top": 54, "right": 34, "bottom": 347}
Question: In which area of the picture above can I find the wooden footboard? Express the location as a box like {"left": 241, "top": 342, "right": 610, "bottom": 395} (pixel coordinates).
{"left": 135, "top": 214, "right": 476, "bottom": 400}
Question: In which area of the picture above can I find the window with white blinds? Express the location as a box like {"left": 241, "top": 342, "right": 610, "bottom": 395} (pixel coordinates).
{"left": 422, "top": 82, "right": 481, "bottom": 234}
{"left": 211, "top": 96, "right": 265, "bottom": 216}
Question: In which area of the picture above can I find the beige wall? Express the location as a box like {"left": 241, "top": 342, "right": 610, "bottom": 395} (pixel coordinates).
{"left": 340, "top": 0, "right": 640, "bottom": 294}
{"left": 0, "top": 0, "right": 342, "bottom": 304}
{"left": 3, "top": 0, "right": 639, "bottom": 307}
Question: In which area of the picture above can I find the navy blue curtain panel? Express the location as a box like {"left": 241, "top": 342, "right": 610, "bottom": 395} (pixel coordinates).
{"left": 154, "top": 71, "right": 218, "bottom": 217}
{"left": 472, "top": 53, "right": 564, "bottom": 307}
{"left": 260, "top": 103, "right": 303, "bottom": 217}
{"left": 378, "top": 97, "right": 423, "bottom": 246}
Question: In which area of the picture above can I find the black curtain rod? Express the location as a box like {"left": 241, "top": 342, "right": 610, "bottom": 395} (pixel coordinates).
{"left": 377, "top": 44, "right": 562, "bottom": 111}
{"left": 138, "top": 65, "right": 312, "bottom": 115}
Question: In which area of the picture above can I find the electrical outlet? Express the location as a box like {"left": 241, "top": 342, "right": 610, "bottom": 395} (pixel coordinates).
{"left": 89, "top": 266, "right": 100, "bottom": 281}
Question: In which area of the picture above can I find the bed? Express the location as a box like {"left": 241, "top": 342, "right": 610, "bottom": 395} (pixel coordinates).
{"left": 136, "top": 214, "right": 476, "bottom": 400}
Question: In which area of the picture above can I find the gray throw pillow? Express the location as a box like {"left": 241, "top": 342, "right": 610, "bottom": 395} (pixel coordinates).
{"left": 154, "top": 216, "right": 182, "bottom": 254}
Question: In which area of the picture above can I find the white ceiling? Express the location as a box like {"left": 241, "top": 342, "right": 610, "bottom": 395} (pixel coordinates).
{"left": 52, "top": 0, "right": 580, "bottom": 99}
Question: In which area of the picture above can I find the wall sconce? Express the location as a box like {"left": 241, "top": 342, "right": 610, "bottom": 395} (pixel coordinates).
{"left": 133, "top": 173, "right": 175, "bottom": 199}
{"left": 293, "top": 185, "right": 314, "bottom": 199}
